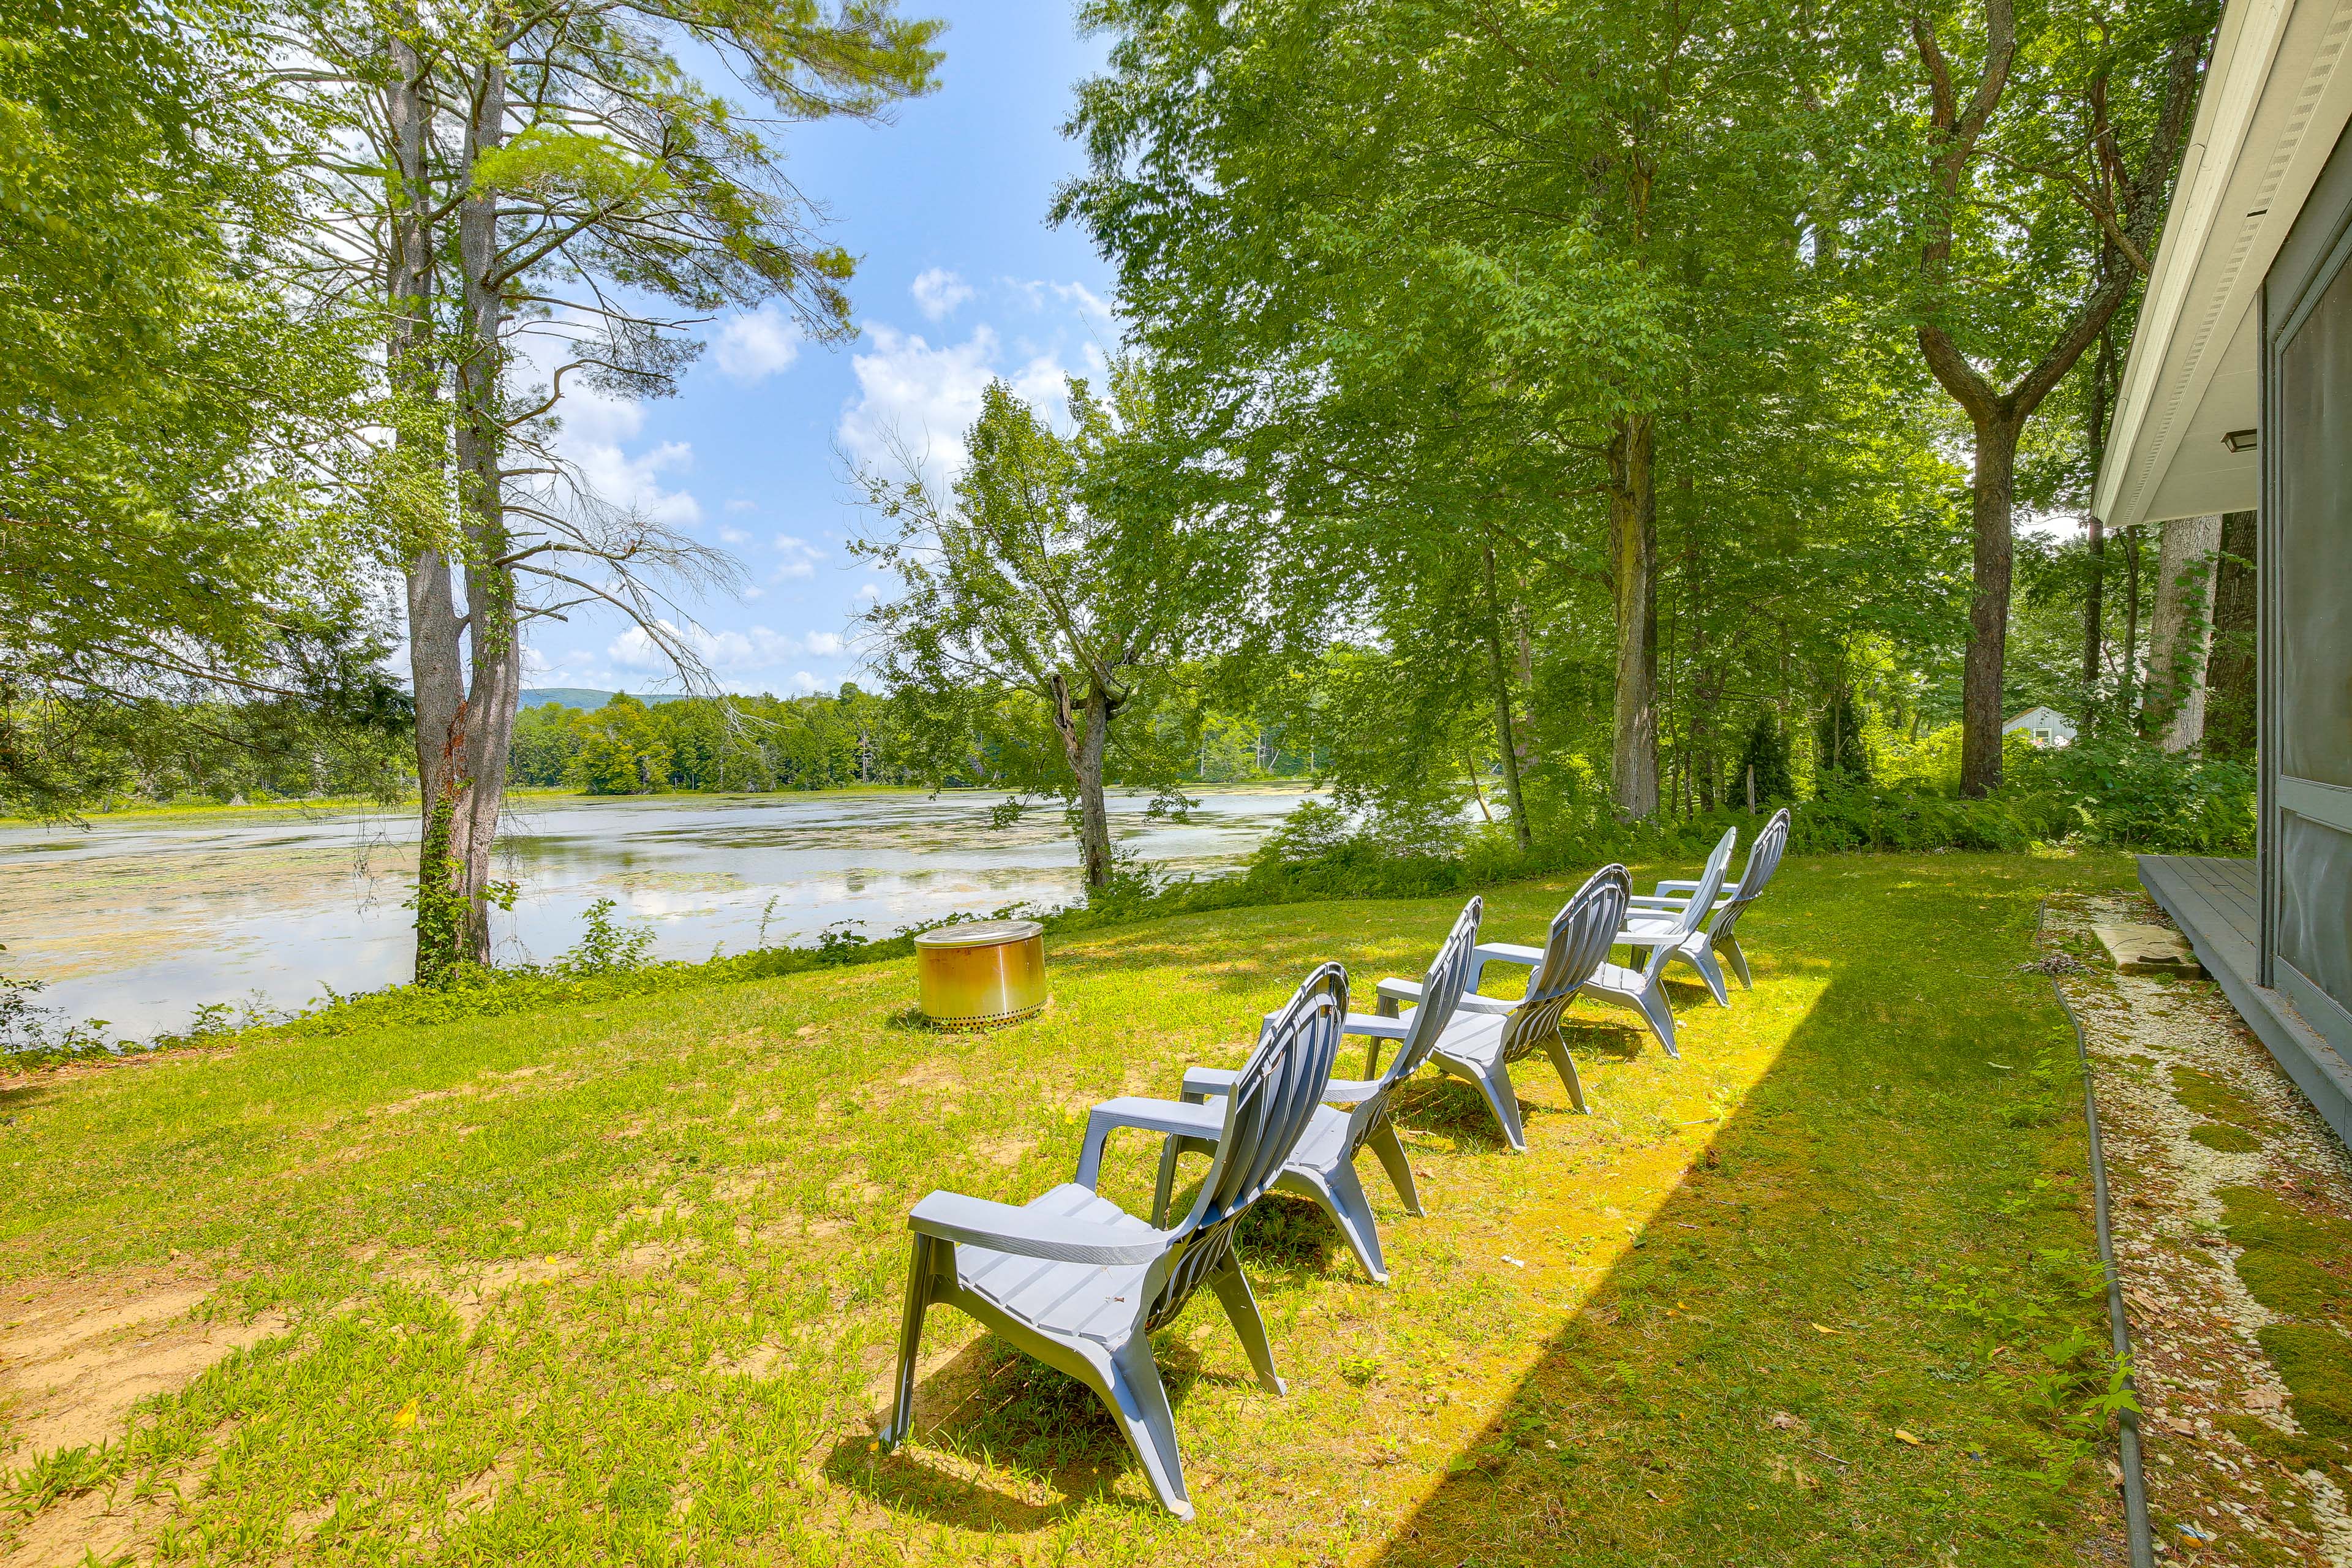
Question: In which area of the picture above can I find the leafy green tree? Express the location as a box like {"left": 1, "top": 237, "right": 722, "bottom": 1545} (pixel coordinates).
{"left": 856, "top": 368, "right": 1238, "bottom": 892}
{"left": 1872, "top": 0, "right": 2212, "bottom": 793}
{"left": 278, "top": 0, "right": 940, "bottom": 974}
{"left": 1733, "top": 710, "right": 1797, "bottom": 809}
{"left": 0, "top": 0, "right": 397, "bottom": 816}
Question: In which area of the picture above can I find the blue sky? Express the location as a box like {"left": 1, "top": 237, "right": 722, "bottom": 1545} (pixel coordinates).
{"left": 524, "top": 5, "right": 1118, "bottom": 699}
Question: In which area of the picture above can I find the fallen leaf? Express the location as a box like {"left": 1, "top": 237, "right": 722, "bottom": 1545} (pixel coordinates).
{"left": 1502, "top": 1255, "right": 1527, "bottom": 1268}
{"left": 1768, "top": 1412, "right": 1803, "bottom": 1431}
{"left": 392, "top": 1398, "right": 419, "bottom": 1430}
{"left": 1893, "top": 1428, "right": 1924, "bottom": 1446}
{"left": 1645, "top": 1489, "right": 1662, "bottom": 1502}
{"left": 1811, "top": 1323, "right": 1842, "bottom": 1335}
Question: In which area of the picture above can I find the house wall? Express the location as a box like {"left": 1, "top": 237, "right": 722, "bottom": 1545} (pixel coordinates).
{"left": 2261, "top": 115, "right": 2352, "bottom": 1054}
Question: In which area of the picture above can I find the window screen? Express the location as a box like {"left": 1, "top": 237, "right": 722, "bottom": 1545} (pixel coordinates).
{"left": 2276, "top": 254, "right": 2352, "bottom": 790}
{"left": 2278, "top": 813, "right": 2352, "bottom": 1017}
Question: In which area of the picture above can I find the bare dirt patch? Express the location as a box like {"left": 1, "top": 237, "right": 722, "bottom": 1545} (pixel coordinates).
{"left": 0, "top": 1271, "right": 288, "bottom": 1465}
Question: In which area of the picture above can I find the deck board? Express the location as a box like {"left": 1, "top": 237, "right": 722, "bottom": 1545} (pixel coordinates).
{"left": 2138, "top": 855, "right": 2352, "bottom": 1151}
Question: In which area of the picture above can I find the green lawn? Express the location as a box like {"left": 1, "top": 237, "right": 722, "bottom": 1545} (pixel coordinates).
{"left": 1, "top": 852, "right": 2141, "bottom": 1564}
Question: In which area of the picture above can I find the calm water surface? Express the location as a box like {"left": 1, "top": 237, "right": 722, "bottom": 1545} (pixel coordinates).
{"left": 0, "top": 787, "right": 1314, "bottom": 1036}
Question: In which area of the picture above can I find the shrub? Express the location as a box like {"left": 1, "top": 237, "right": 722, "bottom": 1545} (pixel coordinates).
{"left": 2013, "top": 733, "right": 2255, "bottom": 854}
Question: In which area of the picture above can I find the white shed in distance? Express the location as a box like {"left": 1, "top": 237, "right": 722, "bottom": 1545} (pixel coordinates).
{"left": 2002, "top": 706, "right": 2076, "bottom": 748}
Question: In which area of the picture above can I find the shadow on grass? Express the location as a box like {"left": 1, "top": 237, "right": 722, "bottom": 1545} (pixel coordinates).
{"left": 1362, "top": 950, "right": 2122, "bottom": 1565}
{"left": 827, "top": 1312, "right": 1231, "bottom": 1526}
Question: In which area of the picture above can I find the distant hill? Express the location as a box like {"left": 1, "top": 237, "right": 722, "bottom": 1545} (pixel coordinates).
{"left": 518, "top": 688, "right": 685, "bottom": 711}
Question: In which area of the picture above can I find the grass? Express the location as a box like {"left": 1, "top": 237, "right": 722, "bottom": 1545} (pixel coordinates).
{"left": 0, "top": 851, "right": 2141, "bottom": 1563}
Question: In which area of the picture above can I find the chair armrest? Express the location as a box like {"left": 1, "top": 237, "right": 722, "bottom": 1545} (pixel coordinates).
{"left": 1653, "top": 878, "right": 1738, "bottom": 899}
{"left": 909, "top": 1191, "right": 1167, "bottom": 1266}
{"left": 1472, "top": 941, "right": 1544, "bottom": 966}
{"left": 1627, "top": 893, "right": 1688, "bottom": 910}
{"left": 1179, "top": 1065, "right": 1239, "bottom": 1102}
{"left": 1374, "top": 976, "right": 1424, "bottom": 1007}
{"left": 1074, "top": 1096, "right": 1226, "bottom": 1189}
{"left": 1344, "top": 1011, "right": 1409, "bottom": 1040}
{"left": 1318, "top": 1076, "right": 1383, "bottom": 1104}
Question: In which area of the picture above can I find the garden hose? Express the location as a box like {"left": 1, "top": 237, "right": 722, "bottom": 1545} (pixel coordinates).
{"left": 2039, "top": 897, "right": 2156, "bottom": 1568}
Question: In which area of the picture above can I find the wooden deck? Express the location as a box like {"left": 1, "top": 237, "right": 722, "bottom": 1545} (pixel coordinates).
{"left": 2139, "top": 855, "right": 2352, "bottom": 1150}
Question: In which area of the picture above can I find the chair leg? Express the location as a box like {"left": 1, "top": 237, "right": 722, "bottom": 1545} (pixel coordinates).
{"left": 1719, "top": 933, "right": 1753, "bottom": 990}
{"left": 1365, "top": 1117, "right": 1423, "bottom": 1216}
{"left": 881, "top": 1233, "right": 940, "bottom": 1449}
{"left": 1540, "top": 1031, "right": 1588, "bottom": 1115}
{"left": 1470, "top": 1062, "right": 1528, "bottom": 1153}
{"left": 1289, "top": 1163, "right": 1388, "bottom": 1285}
{"left": 1088, "top": 1335, "right": 1194, "bottom": 1521}
{"left": 1207, "top": 1253, "right": 1286, "bottom": 1396}
{"left": 1636, "top": 982, "right": 1680, "bottom": 1059}
{"left": 1684, "top": 941, "right": 1730, "bottom": 1007}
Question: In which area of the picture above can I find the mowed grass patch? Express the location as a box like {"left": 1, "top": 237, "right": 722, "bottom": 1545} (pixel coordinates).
{"left": 0, "top": 852, "right": 2136, "bottom": 1564}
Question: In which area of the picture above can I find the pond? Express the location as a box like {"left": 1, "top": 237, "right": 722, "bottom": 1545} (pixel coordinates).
{"left": 0, "top": 786, "right": 1316, "bottom": 1039}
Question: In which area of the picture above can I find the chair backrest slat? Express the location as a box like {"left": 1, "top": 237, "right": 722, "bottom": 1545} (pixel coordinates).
{"left": 1711, "top": 807, "right": 1790, "bottom": 943}
{"left": 1338, "top": 898, "right": 1481, "bottom": 1156}
{"left": 1501, "top": 866, "right": 1630, "bottom": 1063}
{"left": 1150, "top": 964, "right": 1343, "bottom": 1327}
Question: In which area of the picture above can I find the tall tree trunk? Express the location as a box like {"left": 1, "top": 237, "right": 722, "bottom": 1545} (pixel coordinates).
{"left": 426, "top": 40, "right": 518, "bottom": 970}
{"left": 2204, "top": 510, "right": 2257, "bottom": 758}
{"left": 385, "top": 21, "right": 472, "bottom": 979}
{"left": 2121, "top": 525, "right": 2143, "bottom": 715}
{"left": 1052, "top": 673, "right": 1116, "bottom": 892}
{"left": 2081, "top": 325, "right": 2115, "bottom": 699}
{"left": 1607, "top": 413, "right": 1659, "bottom": 819}
{"left": 2144, "top": 513, "right": 2221, "bottom": 750}
{"left": 1958, "top": 413, "right": 2022, "bottom": 795}
{"left": 1480, "top": 544, "right": 1532, "bottom": 850}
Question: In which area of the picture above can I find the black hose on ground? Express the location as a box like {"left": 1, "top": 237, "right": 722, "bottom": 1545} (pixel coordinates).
{"left": 2039, "top": 897, "right": 2156, "bottom": 1568}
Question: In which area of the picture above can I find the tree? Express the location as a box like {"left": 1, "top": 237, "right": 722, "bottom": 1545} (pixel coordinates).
{"left": 1887, "top": 0, "right": 2211, "bottom": 793}
{"left": 2203, "top": 511, "right": 2256, "bottom": 758}
{"left": 1058, "top": 0, "right": 1946, "bottom": 826}
{"left": 1733, "top": 710, "right": 1796, "bottom": 807}
{"left": 855, "top": 369, "right": 1237, "bottom": 892}
{"left": 2142, "top": 512, "right": 2219, "bottom": 748}
{"left": 0, "top": 0, "right": 399, "bottom": 816}
{"left": 280, "top": 0, "right": 940, "bottom": 975}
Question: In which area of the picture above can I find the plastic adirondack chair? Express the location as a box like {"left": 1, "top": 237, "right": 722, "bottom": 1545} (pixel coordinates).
{"left": 1619, "top": 809, "right": 1790, "bottom": 1003}
{"left": 1135, "top": 898, "right": 1485, "bottom": 1285}
{"left": 1375, "top": 867, "right": 1630, "bottom": 1151}
{"left": 880, "top": 964, "right": 1344, "bottom": 1522}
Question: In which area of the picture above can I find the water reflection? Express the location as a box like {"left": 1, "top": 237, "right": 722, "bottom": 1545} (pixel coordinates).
{"left": 0, "top": 786, "right": 1314, "bottom": 1036}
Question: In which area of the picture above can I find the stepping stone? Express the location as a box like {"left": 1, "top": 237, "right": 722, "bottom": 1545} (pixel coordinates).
{"left": 2092, "top": 924, "right": 2207, "bottom": 978}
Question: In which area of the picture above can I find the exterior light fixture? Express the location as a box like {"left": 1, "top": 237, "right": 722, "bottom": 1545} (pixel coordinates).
{"left": 2223, "top": 428, "right": 2258, "bottom": 453}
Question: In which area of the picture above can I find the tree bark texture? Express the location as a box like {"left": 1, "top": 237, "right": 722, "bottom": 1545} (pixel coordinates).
{"left": 2121, "top": 526, "right": 2143, "bottom": 711}
{"left": 1958, "top": 413, "right": 2022, "bottom": 794}
{"left": 407, "top": 39, "right": 519, "bottom": 976}
{"left": 2204, "top": 510, "right": 2257, "bottom": 758}
{"left": 1607, "top": 414, "right": 1659, "bottom": 820}
{"left": 1052, "top": 673, "right": 1117, "bottom": 891}
{"left": 2082, "top": 514, "right": 2106, "bottom": 693}
{"left": 2145, "top": 513, "right": 2222, "bottom": 750}
{"left": 1480, "top": 545, "right": 1532, "bottom": 850}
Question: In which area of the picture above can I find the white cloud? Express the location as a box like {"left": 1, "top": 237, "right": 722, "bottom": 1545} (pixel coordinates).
{"left": 772, "top": 534, "right": 824, "bottom": 581}
{"left": 804, "top": 630, "right": 845, "bottom": 657}
{"left": 1052, "top": 281, "right": 1114, "bottom": 320}
{"left": 514, "top": 338, "right": 704, "bottom": 529}
{"left": 723, "top": 498, "right": 757, "bottom": 514}
{"left": 911, "top": 267, "right": 975, "bottom": 322}
{"left": 717, "top": 526, "right": 753, "bottom": 546}
{"left": 837, "top": 325, "right": 1074, "bottom": 492}
{"left": 712, "top": 302, "right": 801, "bottom": 382}
{"left": 607, "top": 621, "right": 807, "bottom": 673}
{"left": 854, "top": 582, "right": 884, "bottom": 601}
{"left": 791, "top": 671, "right": 821, "bottom": 695}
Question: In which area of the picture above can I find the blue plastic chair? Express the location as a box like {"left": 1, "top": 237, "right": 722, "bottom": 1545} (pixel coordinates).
{"left": 880, "top": 964, "right": 1344, "bottom": 1521}
{"left": 1621, "top": 807, "right": 1790, "bottom": 999}
{"left": 1106, "top": 899, "right": 1484, "bottom": 1284}
{"left": 1377, "top": 867, "right": 1631, "bottom": 1149}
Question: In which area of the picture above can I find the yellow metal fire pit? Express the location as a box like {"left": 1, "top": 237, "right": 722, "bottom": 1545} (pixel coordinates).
{"left": 913, "top": 919, "right": 1048, "bottom": 1028}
